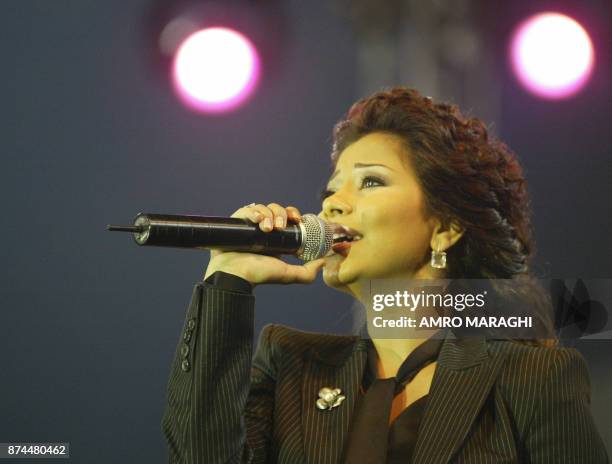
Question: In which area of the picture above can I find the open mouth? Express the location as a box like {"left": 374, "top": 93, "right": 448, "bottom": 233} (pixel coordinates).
{"left": 332, "top": 224, "right": 363, "bottom": 243}
{"left": 330, "top": 225, "right": 362, "bottom": 255}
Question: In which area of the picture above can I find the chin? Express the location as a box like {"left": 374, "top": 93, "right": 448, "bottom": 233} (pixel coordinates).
{"left": 322, "top": 255, "right": 357, "bottom": 292}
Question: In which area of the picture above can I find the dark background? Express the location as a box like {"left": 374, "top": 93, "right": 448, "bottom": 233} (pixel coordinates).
{"left": 1, "top": 1, "right": 610, "bottom": 462}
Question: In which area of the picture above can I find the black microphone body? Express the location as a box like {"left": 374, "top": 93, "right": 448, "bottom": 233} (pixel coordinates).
{"left": 132, "top": 213, "right": 301, "bottom": 253}
{"left": 108, "top": 212, "right": 334, "bottom": 261}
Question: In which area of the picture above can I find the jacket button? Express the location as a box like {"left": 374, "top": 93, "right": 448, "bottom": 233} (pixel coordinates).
{"left": 181, "top": 359, "right": 190, "bottom": 372}
{"left": 187, "top": 318, "right": 196, "bottom": 330}
{"left": 180, "top": 344, "right": 190, "bottom": 358}
{"left": 183, "top": 331, "right": 192, "bottom": 343}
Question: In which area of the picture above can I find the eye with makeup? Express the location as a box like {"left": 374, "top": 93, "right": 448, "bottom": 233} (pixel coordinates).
{"left": 360, "top": 175, "right": 385, "bottom": 189}
{"left": 320, "top": 175, "right": 386, "bottom": 200}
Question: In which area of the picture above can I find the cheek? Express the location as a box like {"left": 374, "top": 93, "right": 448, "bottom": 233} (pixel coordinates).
{"left": 362, "top": 195, "right": 428, "bottom": 237}
{"left": 360, "top": 197, "right": 433, "bottom": 259}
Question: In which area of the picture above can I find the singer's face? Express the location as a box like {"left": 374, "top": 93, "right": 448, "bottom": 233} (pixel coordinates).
{"left": 319, "top": 132, "right": 439, "bottom": 298}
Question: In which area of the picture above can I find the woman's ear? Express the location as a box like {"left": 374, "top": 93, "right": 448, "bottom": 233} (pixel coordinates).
{"left": 430, "top": 219, "right": 464, "bottom": 251}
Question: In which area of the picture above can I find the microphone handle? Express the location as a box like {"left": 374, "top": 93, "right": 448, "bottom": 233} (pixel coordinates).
{"left": 129, "top": 213, "right": 302, "bottom": 254}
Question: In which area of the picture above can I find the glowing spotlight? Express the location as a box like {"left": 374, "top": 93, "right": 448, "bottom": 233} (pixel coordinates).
{"left": 511, "top": 12, "right": 594, "bottom": 99}
{"left": 172, "top": 27, "right": 260, "bottom": 113}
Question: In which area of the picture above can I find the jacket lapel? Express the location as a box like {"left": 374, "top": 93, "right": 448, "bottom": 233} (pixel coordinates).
{"left": 411, "top": 337, "right": 509, "bottom": 464}
{"left": 301, "top": 336, "right": 368, "bottom": 464}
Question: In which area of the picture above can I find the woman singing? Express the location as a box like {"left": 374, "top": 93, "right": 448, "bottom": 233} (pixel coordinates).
{"left": 161, "top": 88, "right": 608, "bottom": 463}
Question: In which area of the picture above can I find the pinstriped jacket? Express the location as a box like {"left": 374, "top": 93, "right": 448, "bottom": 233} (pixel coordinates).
{"left": 162, "top": 282, "right": 609, "bottom": 464}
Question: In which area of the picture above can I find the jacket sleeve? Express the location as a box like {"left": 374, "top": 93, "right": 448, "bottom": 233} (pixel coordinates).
{"left": 525, "top": 348, "right": 609, "bottom": 463}
{"left": 161, "top": 282, "right": 277, "bottom": 464}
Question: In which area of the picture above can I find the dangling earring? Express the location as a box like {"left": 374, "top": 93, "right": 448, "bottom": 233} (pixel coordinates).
{"left": 430, "top": 244, "right": 447, "bottom": 269}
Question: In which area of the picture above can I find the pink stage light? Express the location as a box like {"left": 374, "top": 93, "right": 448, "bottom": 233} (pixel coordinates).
{"left": 511, "top": 12, "right": 594, "bottom": 99}
{"left": 172, "top": 27, "right": 260, "bottom": 113}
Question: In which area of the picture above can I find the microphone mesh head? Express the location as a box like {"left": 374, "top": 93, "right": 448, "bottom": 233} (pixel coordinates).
{"left": 298, "top": 214, "right": 334, "bottom": 261}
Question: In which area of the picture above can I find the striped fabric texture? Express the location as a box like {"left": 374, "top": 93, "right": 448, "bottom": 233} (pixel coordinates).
{"left": 162, "top": 283, "right": 609, "bottom": 463}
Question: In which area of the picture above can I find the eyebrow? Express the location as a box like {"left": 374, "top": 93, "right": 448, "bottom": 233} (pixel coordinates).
{"left": 328, "top": 163, "right": 395, "bottom": 182}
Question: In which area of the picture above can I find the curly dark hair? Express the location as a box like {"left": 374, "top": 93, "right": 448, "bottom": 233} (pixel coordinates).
{"left": 332, "top": 88, "right": 555, "bottom": 346}
{"left": 333, "top": 87, "right": 532, "bottom": 280}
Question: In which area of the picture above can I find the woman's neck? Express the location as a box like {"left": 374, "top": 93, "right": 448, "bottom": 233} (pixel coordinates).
{"left": 348, "top": 266, "right": 447, "bottom": 377}
{"left": 371, "top": 334, "right": 437, "bottom": 378}
{"left": 347, "top": 265, "right": 446, "bottom": 303}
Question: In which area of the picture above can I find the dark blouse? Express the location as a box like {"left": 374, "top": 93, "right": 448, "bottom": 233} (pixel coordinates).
{"left": 348, "top": 338, "right": 442, "bottom": 463}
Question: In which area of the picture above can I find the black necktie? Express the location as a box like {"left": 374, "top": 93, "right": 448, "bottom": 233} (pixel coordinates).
{"left": 342, "top": 334, "right": 445, "bottom": 464}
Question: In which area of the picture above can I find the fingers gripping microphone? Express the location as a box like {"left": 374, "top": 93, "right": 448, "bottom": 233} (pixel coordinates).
{"left": 107, "top": 213, "right": 334, "bottom": 261}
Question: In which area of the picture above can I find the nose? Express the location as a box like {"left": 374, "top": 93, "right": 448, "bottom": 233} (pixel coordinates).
{"left": 321, "top": 192, "right": 353, "bottom": 219}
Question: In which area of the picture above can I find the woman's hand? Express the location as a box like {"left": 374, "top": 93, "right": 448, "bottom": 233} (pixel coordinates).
{"left": 203, "top": 203, "right": 325, "bottom": 286}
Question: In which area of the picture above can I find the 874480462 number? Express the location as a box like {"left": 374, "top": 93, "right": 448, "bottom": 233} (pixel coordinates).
{"left": 1, "top": 443, "right": 69, "bottom": 459}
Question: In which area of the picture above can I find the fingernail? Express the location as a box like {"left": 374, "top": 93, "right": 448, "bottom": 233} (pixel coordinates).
{"left": 264, "top": 218, "right": 273, "bottom": 230}
{"left": 276, "top": 217, "right": 284, "bottom": 228}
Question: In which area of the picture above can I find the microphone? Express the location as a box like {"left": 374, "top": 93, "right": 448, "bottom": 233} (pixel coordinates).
{"left": 107, "top": 213, "right": 335, "bottom": 261}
